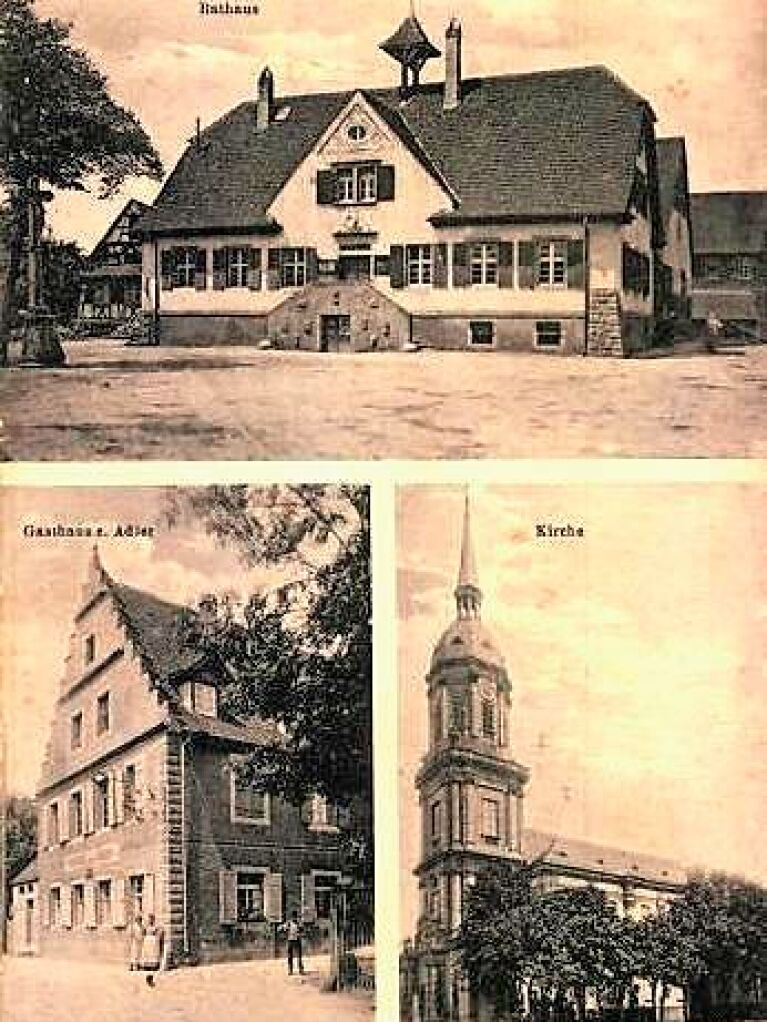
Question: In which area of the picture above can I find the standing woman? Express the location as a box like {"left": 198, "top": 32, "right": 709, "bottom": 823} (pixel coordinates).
{"left": 141, "top": 913, "right": 166, "bottom": 987}
{"left": 128, "top": 913, "right": 144, "bottom": 971}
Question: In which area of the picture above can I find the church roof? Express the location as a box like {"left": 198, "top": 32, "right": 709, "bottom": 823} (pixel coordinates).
{"left": 431, "top": 616, "right": 505, "bottom": 672}
{"left": 138, "top": 65, "right": 652, "bottom": 235}
{"left": 525, "top": 828, "right": 688, "bottom": 888}
{"left": 690, "top": 190, "right": 767, "bottom": 255}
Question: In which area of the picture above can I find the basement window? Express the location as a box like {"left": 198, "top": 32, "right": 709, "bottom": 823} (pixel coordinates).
{"left": 468, "top": 320, "right": 495, "bottom": 347}
{"left": 535, "top": 321, "right": 563, "bottom": 349}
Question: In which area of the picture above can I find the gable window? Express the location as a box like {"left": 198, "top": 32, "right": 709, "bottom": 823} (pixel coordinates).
{"left": 69, "top": 790, "right": 84, "bottom": 837}
{"left": 347, "top": 123, "right": 367, "bottom": 142}
{"left": 481, "top": 798, "right": 500, "bottom": 842}
{"left": 93, "top": 774, "right": 110, "bottom": 829}
{"left": 227, "top": 247, "right": 249, "bottom": 288}
{"left": 96, "top": 692, "right": 110, "bottom": 735}
{"left": 535, "top": 321, "right": 563, "bottom": 349}
{"left": 71, "top": 712, "right": 83, "bottom": 750}
{"left": 123, "top": 764, "right": 137, "bottom": 820}
{"left": 237, "top": 871, "right": 265, "bottom": 922}
{"left": 84, "top": 634, "right": 96, "bottom": 665}
{"left": 231, "top": 766, "right": 270, "bottom": 825}
{"left": 175, "top": 247, "right": 198, "bottom": 288}
{"left": 470, "top": 243, "right": 499, "bottom": 284}
{"left": 481, "top": 698, "right": 496, "bottom": 739}
{"left": 48, "top": 802, "right": 60, "bottom": 846}
{"left": 468, "top": 320, "right": 495, "bottom": 348}
{"left": 281, "top": 248, "right": 307, "bottom": 288}
{"left": 335, "top": 163, "right": 377, "bottom": 204}
{"left": 72, "top": 883, "right": 85, "bottom": 927}
{"left": 538, "top": 240, "right": 567, "bottom": 286}
{"left": 49, "top": 886, "right": 62, "bottom": 927}
{"left": 95, "top": 879, "right": 112, "bottom": 925}
{"left": 406, "top": 245, "right": 433, "bottom": 285}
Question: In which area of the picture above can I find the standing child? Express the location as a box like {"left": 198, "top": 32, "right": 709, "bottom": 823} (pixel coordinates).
{"left": 141, "top": 913, "right": 166, "bottom": 987}
{"left": 128, "top": 913, "right": 144, "bottom": 971}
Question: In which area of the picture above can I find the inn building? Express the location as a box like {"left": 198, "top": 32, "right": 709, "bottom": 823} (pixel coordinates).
{"left": 136, "top": 13, "right": 690, "bottom": 356}
{"left": 401, "top": 500, "right": 688, "bottom": 1022}
{"left": 11, "top": 549, "right": 358, "bottom": 965}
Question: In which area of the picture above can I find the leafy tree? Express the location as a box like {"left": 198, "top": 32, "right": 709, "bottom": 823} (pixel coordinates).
{"left": 3, "top": 794, "right": 37, "bottom": 881}
{"left": 0, "top": 0, "right": 163, "bottom": 360}
{"left": 166, "top": 484, "right": 372, "bottom": 877}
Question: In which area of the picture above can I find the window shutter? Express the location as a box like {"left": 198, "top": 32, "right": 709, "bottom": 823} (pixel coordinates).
{"left": 144, "top": 873, "right": 155, "bottom": 916}
{"left": 389, "top": 245, "right": 405, "bottom": 289}
{"left": 61, "top": 886, "right": 72, "bottom": 929}
{"left": 517, "top": 241, "right": 536, "bottom": 289}
{"left": 218, "top": 869, "right": 238, "bottom": 924}
{"left": 212, "top": 248, "right": 227, "bottom": 290}
{"left": 267, "top": 248, "right": 282, "bottom": 289}
{"left": 377, "top": 164, "right": 395, "bottom": 202}
{"left": 247, "top": 247, "right": 262, "bottom": 291}
{"left": 84, "top": 882, "right": 96, "bottom": 929}
{"left": 566, "top": 239, "right": 585, "bottom": 289}
{"left": 452, "top": 243, "right": 470, "bottom": 287}
{"left": 374, "top": 254, "right": 390, "bottom": 276}
{"left": 498, "top": 241, "right": 515, "bottom": 288}
{"left": 301, "top": 874, "right": 317, "bottom": 923}
{"left": 306, "top": 248, "right": 319, "bottom": 284}
{"left": 194, "top": 248, "right": 207, "bottom": 290}
{"left": 316, "top": 169, "right": 337, "bottom": 205}
{"left": 113, "top": 876, "right": 127, "bottom": 928}
{"left": 160, "top": 250, "right": 174, "bottom": 291}
{"left": 433, "top": 244, "right": 448, "bottom": 288}
{"left": 84, "top": 785, "right": 95, "bottom": 835}
{"left": 264, "top": 873, "right": 284, "bottom": 923}
{"left": 112, "top": 771, "right": 123, "bottom": 826}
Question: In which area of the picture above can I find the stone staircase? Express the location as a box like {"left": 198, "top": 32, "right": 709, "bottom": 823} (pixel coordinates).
{"left": 588, "top": 289, "right": 624, "bottom": 356}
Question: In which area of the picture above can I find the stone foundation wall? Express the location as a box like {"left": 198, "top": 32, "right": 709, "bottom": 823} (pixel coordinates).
{"left": 413, "top": 315, "right": 585, "bottom": 354}
{"left": 156, "top": 314, "right": 268, "bottom": 346}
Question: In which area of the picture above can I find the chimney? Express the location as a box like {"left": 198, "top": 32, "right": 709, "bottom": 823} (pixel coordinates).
{"left": 444, "top": 17, "right": 462, "bottom": 110}
{"left": 256, "top": 66, "right": 274, "bottom": 132}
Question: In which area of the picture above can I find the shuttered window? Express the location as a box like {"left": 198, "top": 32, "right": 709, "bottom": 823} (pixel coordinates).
{"left": 537, "top": 240, "right": 567, "bottom": 286}
{"left": 174, "top": 247, "right": 197, "bottom": 288}
{"left": 227, "top": 247, "right": 249, "bottom": 288}
{"left": 406, "top": 244, "right": 433, "bottom": 285}
{"left": 318, "top": 164, "right": 395, "bottom": 206}
{"left": 280, "top": 248, "right": 307, "bottom": 288}
{"left": 470, "top": 243, "right": 499, "bottom": 284}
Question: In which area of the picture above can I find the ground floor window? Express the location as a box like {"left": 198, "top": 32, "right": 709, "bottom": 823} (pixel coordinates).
{"left": 49, "top": 886, "right": 61, "bottom": 927}
{"left": 468, "top": 320, "right": 495, "bottom": 347}
{"left": 406, "top": 245, "right": 433, "bottom": 285}
{"left": 236, "top": 871, "right": 265, "bottom": 922}
{"left": 535, "top": 320, "right": 563, "bottom": 348}
{"left": 71, "top": 883, "right": 85, "bottom": 927}
{"left": 96, "top": 879, "right": 112, "bottom": 925}
{"left": 313, "top": 873, "right": 339, "bottom": 921}
{"left": 128, "top": 874, "right": 144, "bottom": 920}
{"left": 470, "top": 242, "right": 499, "bottom": 284}
{"left": 227, "top": 247, "right": 250, "bottom": 288}
{"left": 281, "top": 248, "right": 307, "bottom": 288}
{"left": 538, "top": 240, "right": 567, "bottom": 286}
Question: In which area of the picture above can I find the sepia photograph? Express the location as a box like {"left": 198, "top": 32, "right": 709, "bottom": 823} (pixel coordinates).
{"left": 0, "top": 483, "right": 374, "bottom": 1021}
{"left": 0, "top": 0, "right": 765, "bottom": 459}
{"left": 397, "top": 482, "right": 767, "bottom": 1021}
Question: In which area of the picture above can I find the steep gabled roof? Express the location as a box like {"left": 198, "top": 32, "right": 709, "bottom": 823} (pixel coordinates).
{"left": 10, "top": 857, "right": 39, "bottom": 886}
{"left": 107, "top": 580, "right": 206, "bottom": 686}
{"left": 690, "top": 191, "right": 767, "bottom": 254}
{"left": 90, "top": 199, "right": 149, "bottom": 260}
{"left": 138, "top": 65, "right": 653, "bottom": 235}
{"left": 656, "top": 137, "right": 690, "bottom": 227}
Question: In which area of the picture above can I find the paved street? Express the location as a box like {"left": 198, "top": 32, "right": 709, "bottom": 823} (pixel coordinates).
{"left": 1, "top": 339, "right": 766, "bottom": 460}
{"left": 1, "top": 953, "right": 374, "bottom": 1022}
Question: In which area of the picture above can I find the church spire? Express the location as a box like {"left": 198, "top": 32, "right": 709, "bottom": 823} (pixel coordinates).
{"left": 455, "top": 493, "right": 482, "bottom": 620}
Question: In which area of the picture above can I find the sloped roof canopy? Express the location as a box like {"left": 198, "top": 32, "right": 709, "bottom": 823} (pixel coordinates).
{"left": 137, "top": 65, "right": 654, "bottom": 236}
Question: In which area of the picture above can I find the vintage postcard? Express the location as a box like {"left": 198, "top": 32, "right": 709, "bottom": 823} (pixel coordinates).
{"left": 1, "top": 483, "right": 374, "bottom": 1020}
{"left": 0, "top": 0, "right": 765, "bottom": 459}
{"left": 397, "top": 482, "right": 766, "bottom": 1021}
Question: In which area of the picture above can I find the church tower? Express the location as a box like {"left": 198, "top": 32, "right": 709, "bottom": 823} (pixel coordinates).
{"left": 411, "top": 496, "right": 529, "bottom": 1019}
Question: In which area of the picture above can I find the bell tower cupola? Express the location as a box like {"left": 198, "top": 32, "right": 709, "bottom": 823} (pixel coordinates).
{"left": 380, "top": 5, "right": 441, "bottom": 99}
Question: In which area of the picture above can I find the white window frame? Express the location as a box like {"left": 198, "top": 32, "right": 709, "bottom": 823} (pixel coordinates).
{"left": 468, "top": 320, "right": 496, "bottom": 348}
{"left": 93, "top": 774, "right": 110, "bottom": 829}
{"left": 406, "top": 244, "right": 433, "bottom": 285}
{"left": 356, "top": 165, "right": 377, "bottom": 203}
{"left": 281, "top": 248, "right": 307, "bottom": 288}
{"left": 312, "top": 869, "right": 343, "bottom": 921}
{"left": 534, "top": 320, "right": 563, "bottom": 349}
{"left": 335, "top": 164, "right": 377, "bottom": 205}
{"left": 230, "top": 764, "right": 271, "bottom": 826}
{"left": 307, "top": 794, "right": 340, "bottom": 832}
{"left": 128, "top": 874, "right": 144, "bottom": 920}
{"left": 176, "top": 247, "right": 197, "bottom": 288}
{"left": 227, "top": 246, "right": 249, "bottom": 288}
{"left": 234, "top": 868, "right": 268, "bottom": 923}
{"left": 95, "top": 877, "right": 112, "bottom": 926}
{"left": 470, "top": 243, "right": 499, "bottom": 285}
{"left": 538, "top": 240, "right": 567, "bottom": 287}
{"left": 481, "top": 798, "right": 500, "bottom": 842}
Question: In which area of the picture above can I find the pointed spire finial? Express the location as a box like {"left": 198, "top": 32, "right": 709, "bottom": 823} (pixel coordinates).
{"left": 455, "top": 491, "right": 482, "bottom": 619}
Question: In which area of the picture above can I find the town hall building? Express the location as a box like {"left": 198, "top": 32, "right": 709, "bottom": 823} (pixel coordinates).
{"left": 401, "top": 500, "right": 687, "bottom": 1022}
{"left": 136, "top": 13, "right": 690, "bottom": 356}
{"left": 11, "top": 548, "right": 356, "bottom": 966}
